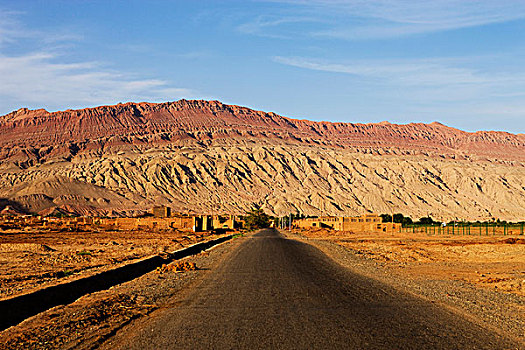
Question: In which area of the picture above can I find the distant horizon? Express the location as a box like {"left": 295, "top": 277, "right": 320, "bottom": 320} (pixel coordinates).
{"left": 2, "top": 98, "right": 522, "bottom": 135}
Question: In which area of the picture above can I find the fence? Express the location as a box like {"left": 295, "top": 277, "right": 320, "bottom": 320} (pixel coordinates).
{"left": 400, "top": 222, "right": 524, "bottom": 236}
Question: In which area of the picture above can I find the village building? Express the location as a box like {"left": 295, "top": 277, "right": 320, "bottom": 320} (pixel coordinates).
{"left": 0, "top": 206, "right": 242, "bottom": 233}
{"left": 108, "top": 212, "right": 241, "bottom": 232}
{"left": 293, "top": 214, "right": 400, "bottom": 233}
{"left": 151, "top": 206, "right": 171, "bottom": 218}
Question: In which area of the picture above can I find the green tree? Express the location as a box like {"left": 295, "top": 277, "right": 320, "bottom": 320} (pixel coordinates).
{"left": 417, "top": 217, "right": 435, "bottom": 225}
{"left": 393, "top": 213, "right": 413, "bottom": 226}
{"left": 380, "top": 214, "right": 392, "bottom": 223}
{"left": 244, "top": 204, "right": 272, "bottom": 230}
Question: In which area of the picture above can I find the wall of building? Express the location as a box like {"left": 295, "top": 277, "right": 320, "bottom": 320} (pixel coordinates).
{"left": 151, "top": 206, "right": 171, "bottom": 218}
{"left": 293, "top": 214, "right": 400, "bottom": 233}
{"left": 0, "top": 211, "right": 238, "bottom": 233}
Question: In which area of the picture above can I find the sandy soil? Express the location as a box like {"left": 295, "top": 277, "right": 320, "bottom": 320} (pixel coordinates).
{"left": 0, "top": 229, "right": 215, "bottom": 300}
{"left": 294, "top": 228, "right": 525, "bottom": 297}
{"left": 287, "top": 228, "right": 525, "bottom": 343}
{"left": 0, "top": 235, "right": 243, "bottom": 350}
{"left": 1, "top": 228, "right": 523, "bottom": 348}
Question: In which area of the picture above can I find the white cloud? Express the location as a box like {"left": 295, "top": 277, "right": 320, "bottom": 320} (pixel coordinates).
{"left": 273, "top": 55, "right": 525, "bottom": 133}
{"left": 0, "top": 51, "right": 194, "bottom": 113}
{"left": 252, "top": 0, "right": 525, "bottom": 39}
{"left": 273, "top": 56, "right": 525, "bottom": 88}
{"left": 0, "top": 10, "right": 195, "bottom": 114}
{"left": 0, "top": 10, "right": 33, "bottom": 45}
{"left": 237, "top": 15, "right": 324, "bottom": 38}
{"left": 0, "top": 9, "right": 81, "bottom": 46}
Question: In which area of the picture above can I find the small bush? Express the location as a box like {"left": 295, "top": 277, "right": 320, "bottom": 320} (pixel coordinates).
{"left": 76, "top": 250, "right": 92, "bottom": 256}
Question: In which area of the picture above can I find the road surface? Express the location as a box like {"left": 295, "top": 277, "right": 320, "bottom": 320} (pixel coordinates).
{"left": 109, "top": 229, "right": 519, "bottom": 349}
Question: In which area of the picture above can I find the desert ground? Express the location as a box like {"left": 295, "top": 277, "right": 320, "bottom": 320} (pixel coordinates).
{"left": 0, "top": 232, "right": 241, "bottom": 350}
{"left": 293, "top": 228, "right": 525, "bottom": 297}
{"left": 0, "top": 226, "right": 523, "bottom": 349}
{"left": 0, "top": 228, "right": 217, "bottom": 300}
{"left": 287, "top": 228, "right": 524, "bottom": 342}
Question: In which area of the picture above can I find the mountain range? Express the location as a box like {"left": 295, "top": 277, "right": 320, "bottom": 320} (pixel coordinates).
{"left": 0, "top": 100, "right": 524, "bottom": 220}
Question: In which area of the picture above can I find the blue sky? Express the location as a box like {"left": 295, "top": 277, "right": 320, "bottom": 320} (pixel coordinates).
{"left": 0, "top": 0, "right": 524, "bottom": 133}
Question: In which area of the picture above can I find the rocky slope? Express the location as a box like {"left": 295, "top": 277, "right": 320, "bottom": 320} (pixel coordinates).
{"left": 0, "top": 100, "right": 524, "bottom": 220}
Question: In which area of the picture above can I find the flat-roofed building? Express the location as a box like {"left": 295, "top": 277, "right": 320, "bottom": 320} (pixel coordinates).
{"left": 294, "top": 214, "right": 400, "bottom": 233}
{"left": 152, "top": 206, "right": 171, "bottom": 218}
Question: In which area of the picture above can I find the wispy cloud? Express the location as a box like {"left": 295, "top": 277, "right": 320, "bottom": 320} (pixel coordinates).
{"left": 0, "top": 9, "right": 82, "bottom": 46}
{"left": 0, "top": 10, "right": 33, "bottom": 45}
{"left": 237, "top": 15, "right": 324, "bottom": 39}
{"left": 119, "top": 43, "right": 211, "bottom": 59}
{"left": 273, "top": 55, "right": 525, "bottom": 132}
{"left": 0, "top": 51, "right": 194, "bottom": 113}
{"left": 250, "top": 0, "right": 525, "bottom": 39}
{"left": 273, "top": 55, "right": 524, "bottom": 88}
{"left": 0, "top": 10, "right": 195, "bottom": 114}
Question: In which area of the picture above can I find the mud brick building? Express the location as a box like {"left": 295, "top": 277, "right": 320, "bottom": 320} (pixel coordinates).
{"left": 151, "top": 206, "right": 171, "bottom": 218}
{"left": 108, "top": 213, "right": 240, "bottom": 232}
{"left": 294, "top": 214, "right": 400, "bottom": 233}
{"left": 113, "top": 216, "right": 193, "bottom": 231}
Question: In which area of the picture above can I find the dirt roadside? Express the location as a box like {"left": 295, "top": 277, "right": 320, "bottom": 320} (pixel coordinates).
{"left": 0, "top": 229, "right": 217, "bottom": 300}
{"left": 0, "top": 233, "right": 245, "bottom": 350}
{"left": 1, "top": 228, "right": 523, "bottom": 348}
{"left": 283, "top": 229, "right": 524, "bottom": 344}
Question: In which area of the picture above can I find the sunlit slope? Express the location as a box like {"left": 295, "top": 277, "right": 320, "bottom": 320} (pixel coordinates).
{"left": 0, "top": 100, "right": 524, "bottom": 220}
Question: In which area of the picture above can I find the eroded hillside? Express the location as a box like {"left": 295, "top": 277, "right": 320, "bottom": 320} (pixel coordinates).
{"left": 0, "top": 100, "right": 524, "bottom": 220}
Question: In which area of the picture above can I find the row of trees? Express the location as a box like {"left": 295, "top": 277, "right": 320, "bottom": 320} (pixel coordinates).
{"left": 243, "top": 205, "right": 525, "bottom": 231}
{"left": 380, "top": 213, "right": 524, "bottom": 226}
{"left": 380, "top": 213, "right": 414, "bottom": 226}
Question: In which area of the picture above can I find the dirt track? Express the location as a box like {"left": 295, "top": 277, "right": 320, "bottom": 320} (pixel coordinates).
{"left": 288, "top": 228, "right": 525, "bottom": 343}
{"left": 104, "top": 229, "right": 520, "bottom": 349}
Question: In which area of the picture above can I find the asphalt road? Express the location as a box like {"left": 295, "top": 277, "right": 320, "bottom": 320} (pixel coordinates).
{"left": 111, "top": 229, "right": 519, "bottom": 349}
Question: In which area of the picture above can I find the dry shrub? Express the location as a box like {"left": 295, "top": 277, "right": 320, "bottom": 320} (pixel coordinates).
{"left": 155, "top": 261, "right": 197, "bottom": 274}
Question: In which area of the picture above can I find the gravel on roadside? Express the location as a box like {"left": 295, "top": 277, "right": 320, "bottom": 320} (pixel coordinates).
{"left": 283, "top": 231, "right": 525, "bottom": 345}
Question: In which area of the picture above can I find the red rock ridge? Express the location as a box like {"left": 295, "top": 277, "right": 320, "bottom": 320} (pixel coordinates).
{"left": 1, "top": 100, "right": 523, "bottom": 161}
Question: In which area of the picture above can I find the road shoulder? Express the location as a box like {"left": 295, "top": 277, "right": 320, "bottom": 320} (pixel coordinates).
{"left": 282, "top": 230, "right": 525, "bottom": 345}
{"left": 0, "top": 233, "right": 245, "bottom": 350}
